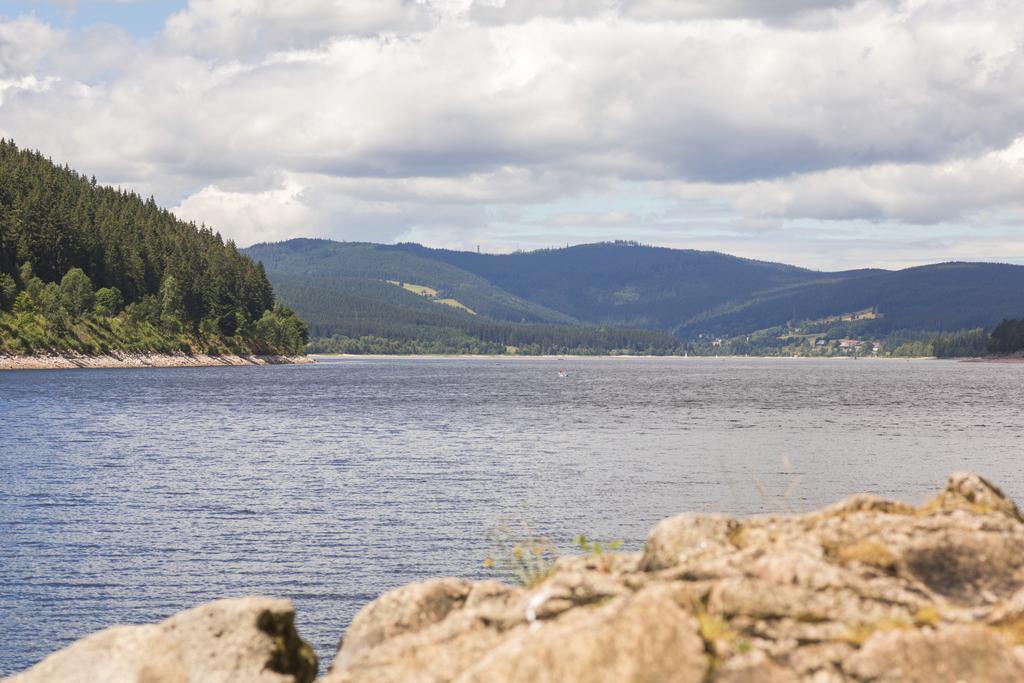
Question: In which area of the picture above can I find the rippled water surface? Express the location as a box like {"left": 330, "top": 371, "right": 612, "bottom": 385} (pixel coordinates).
{"left": 3, "top": 356, "right": 1024, "bottom": 674}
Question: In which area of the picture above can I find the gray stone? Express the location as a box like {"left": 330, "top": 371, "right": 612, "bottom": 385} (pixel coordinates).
{"left": 842, "top": 624, "right": 1024, "bottom": 682}
{"left": 6, "top": 597, "right": 315, "bottom": 683}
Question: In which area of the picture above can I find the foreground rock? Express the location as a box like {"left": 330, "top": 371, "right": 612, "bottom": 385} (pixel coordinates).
{"left": 9, "top": 473, "right": 1024, "bottom": 682}
{"left": 6, "top": 597, "right": 317, "bottom": 683}
{"left": 326, "top": 472, "right": 1024, "bottom": 683}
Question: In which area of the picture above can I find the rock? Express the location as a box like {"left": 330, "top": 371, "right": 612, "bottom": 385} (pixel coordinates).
{"left": 5, "top": 626, "right": 186, "bottom": 683}
{"left": 786, "top": 642, "right": 855, "bottom": 675}
{"left": 161, "top": 597, "right": 316, "bottom": 683}
{"left": 324, "top": 614, "right": 523, "bottom": 683}
{"left": 713, "top": 651, "right": 799, "bottom": 682}
{"left": 842, "top": 624, "right": 1024, "bottom": 682}
{"left": 926, "top": 472, "right": 1023, "bottom": 521}
{"left": 6, "top": 597, "right": 315, "bottom": 683}
{"left": 15, "top": 472, "right": 1024, "bottom": 683}
{"left": 454, "top": 585, "right": 708, "bottom": 683}
{"left": 334, "top": 578, "right": 473, "bottom": 666}
{"left": 324, "top": 581, "right": 527, "bottom": 683}
{"left": 900, "top": 529, "right": 1024, "bottom": 605}
{"left": 989, "top": 586, "right": 1024, "bottom": 624}
{"left": 326, "top": 472, "right": 1024, "bottom": 682}
{"left": 639, "top": 514, "right": 740, "bottom": 571}
{"left": 818, "top": 493, "right": 915, "bottom": 517}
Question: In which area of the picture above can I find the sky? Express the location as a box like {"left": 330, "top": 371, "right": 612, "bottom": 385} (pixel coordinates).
{"left": 2, "top": 0, "right": 1024, "bottom": 270}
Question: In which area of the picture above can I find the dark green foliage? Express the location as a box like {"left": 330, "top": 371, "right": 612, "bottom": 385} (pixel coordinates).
{"left": 931, "top": 328, "right": 988, "bottom": 358}
{"left": 0, "top": 140, "right": 301, "bottom": 356}
{"left": 0, "top": 272, "right": 15, "bottom": 311}
{"left": 252, "top": 303, "right": 309, "bottom": 355}
{"left": 989, "top": 319, "right": 1024, "bottom": 354}
{"left": 59, "top": 267, "right": 94, "bottom": 318}
{"left": 93, "top": 287, "right": 123, "bottom": 316}
{"left": 159, "top": 274, "right": 185, "bottom": 320}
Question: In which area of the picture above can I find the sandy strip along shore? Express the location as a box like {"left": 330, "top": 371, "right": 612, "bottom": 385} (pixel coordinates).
{"left": 0, "top": 352, "right": 314, "bottom": 371}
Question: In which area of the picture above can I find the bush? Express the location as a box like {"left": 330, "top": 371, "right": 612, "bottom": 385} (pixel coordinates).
{"left": 0, "top": 273, "right": 16, "bottom": 311}
{"left": 59, "top": 268, "right": 95, "bottom": 318}
{"left": 12, "top": 291, "right": 35, "bottom": 314}
{"left": 252, "top": 303, "right": 309, "bottom": 354}
{"left": 127, "top": 295, "right": 161, "bottom": 326}
{"left": 93, "top": 287, "right": 123, "bottom": 316}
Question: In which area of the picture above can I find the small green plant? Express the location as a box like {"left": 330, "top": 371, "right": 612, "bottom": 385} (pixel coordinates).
{"left": 483, "top": 518, "right": 558, "bottom": 588}
{"left": 693, "top": 598, "right": 733, "bottom": 643}
{"left": 574, "top": 533, "right": 624, "bottom": 571}
{"left": 574, "top": 533, "right": 623, "bottom": 556}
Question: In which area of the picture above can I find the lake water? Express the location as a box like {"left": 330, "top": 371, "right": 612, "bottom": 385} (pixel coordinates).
{"left": 3, "top": 356, "right": 1024, "bottom": 675}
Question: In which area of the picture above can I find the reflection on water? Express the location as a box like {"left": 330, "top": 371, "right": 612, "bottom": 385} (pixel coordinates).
{"left": 2, "top": 356, "right": 1023, "bottom": 673}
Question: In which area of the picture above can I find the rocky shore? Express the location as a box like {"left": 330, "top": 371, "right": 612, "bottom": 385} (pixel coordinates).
{"left": 0, "top": 352, "right": 314, "bottom": 370}
{"left": 8, "top": 472, "right": 1024, "bottom": 682}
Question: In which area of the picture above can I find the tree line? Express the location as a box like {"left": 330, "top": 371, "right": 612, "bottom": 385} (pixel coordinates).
{"left": 0, "top": 140, "right": 307, "bottom": 355}
{"left": 988, "top": 319, "right": 1024, "bottom": 355}
{"left": 270, "top": 275, "right": 683, "bottom": 356}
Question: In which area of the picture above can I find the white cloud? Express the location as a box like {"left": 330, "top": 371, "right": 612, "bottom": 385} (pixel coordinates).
{"left": 0, "top": 75, "right": 59, "bottom": 105}
{"left": 171, "top": 175, "right": 310, "bottom": 245}
{"left": 163, "top": 0, "right": 434, "bottom": 58}
{"left": 708, "top": 137, "right": 1024, "bottom": 223}
{"left": 2, "top": 0, "right": 1024, "bottom": 266}
{"left": 467, "top": 0, "right": 900, "bottom": 25}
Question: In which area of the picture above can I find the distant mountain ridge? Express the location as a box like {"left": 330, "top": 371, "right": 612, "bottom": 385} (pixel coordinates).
{"left": 244, "top": 239, "right": 1024, "bottom": 346}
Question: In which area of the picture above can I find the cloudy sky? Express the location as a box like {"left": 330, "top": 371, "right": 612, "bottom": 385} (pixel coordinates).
{"left": 3, "top": 0, "right": 1024, "bottom": 270}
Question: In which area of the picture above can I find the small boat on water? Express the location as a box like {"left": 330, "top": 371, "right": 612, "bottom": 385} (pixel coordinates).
{"left": 558, "top": 368, "right": 568, "bottom": 378}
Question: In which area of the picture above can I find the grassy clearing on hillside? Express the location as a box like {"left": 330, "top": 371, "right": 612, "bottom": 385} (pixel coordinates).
{"left": 386, "top": 280, "right": 477, "bottom": 315}
{"left": 388, "top": 280, "right": 439, "bottom": 297}
{"left": 434, "top": 298, "right": 476, "bottom": 314}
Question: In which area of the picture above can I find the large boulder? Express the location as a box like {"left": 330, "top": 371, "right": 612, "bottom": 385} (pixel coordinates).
{"left": 843, "top": 624, "right": 1024, "bottom": 682}
{"left": 334, "top": 578, "right": 474, "bottom": 666}
{"left": 5, "top": 597, "right": 316, "bottom": 683}
{"left": 454, "top": 585, "right": 707, "bottom": 683}
{"left": 12, "top": 473, "right": 1024, "bottom": 683}
{"left": 326, "top": 472, "right": 1024, "bottom": 683}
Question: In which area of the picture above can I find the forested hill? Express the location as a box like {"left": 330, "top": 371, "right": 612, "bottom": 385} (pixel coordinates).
{"left": 246, "top": 239, "right": 1024, "bottom": 353}
{"left": 247, "top": 239, "right": 576, "bottom": 324}
{"left": 397, "top": 241, "right": 831, "bottom": 330}
{"left": 244, "top": 239, "right": 682, "bottom": 355}
{"left": 0, "top": 140, "right": 306, "bottom": 355}
{"left": 399, "top": 242, "right": 1024, "bottom": 336}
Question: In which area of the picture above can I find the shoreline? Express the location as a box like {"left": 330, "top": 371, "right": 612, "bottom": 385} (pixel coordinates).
{"left": 0, "top": 352, "right": 314, "bottom": 371}
{"left": 312, "top": 353, "right": 947, "bottom": 361}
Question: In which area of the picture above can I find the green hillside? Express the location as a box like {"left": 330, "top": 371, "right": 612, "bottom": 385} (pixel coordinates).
{"left": 245, "top": 239, "right": 576, "bottom": 324}
{"left": 675, "top": 261, "right": 1024, "bottom": 338}
{"left": 0, "top": 141, "right": 307, "bottom": 356}
{"left": 398, "top": 241, "right": 833, "bottom": 330}
{"left": 244, "top": 242, "right": 682, "bottom": 355}
{"left": 395, "top": 242, "right": 1024, "bottom": 337}
{"left": 248, "top": 239, "right": 1024, "bottom": 351}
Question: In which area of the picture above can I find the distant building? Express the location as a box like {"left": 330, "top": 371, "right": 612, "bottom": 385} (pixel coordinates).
{"left": 838, "top": 339, "right": 862, "bottom": 349}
